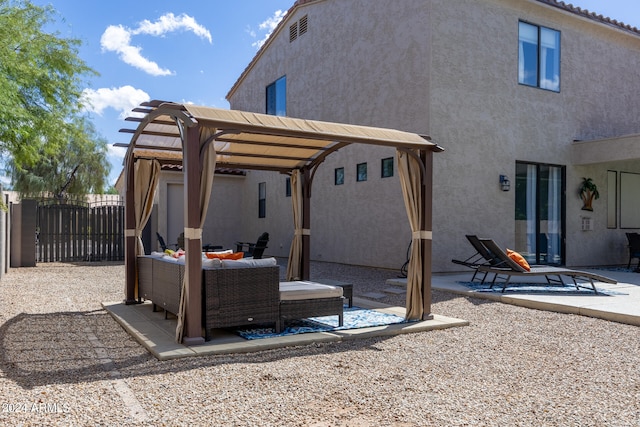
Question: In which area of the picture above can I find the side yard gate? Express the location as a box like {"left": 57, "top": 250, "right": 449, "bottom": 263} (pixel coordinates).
{"left": 36, "top": 199, "right": 124, "bottom": 262}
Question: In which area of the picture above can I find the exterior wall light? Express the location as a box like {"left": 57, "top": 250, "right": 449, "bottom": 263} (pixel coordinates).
{"left": 499, "top": 174, "right": 511, "bottom": 191}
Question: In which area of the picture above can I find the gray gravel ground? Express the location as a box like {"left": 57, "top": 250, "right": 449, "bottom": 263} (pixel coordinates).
{"left": 1, "top": 260, "right": 639, "bottom": 426}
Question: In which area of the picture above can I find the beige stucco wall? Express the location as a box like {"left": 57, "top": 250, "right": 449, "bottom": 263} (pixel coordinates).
{"left": 156, "top": 172, "right": 249, "bottom": 253}
{"left": 228, "top": 0, "right": 640, "bottom": 270}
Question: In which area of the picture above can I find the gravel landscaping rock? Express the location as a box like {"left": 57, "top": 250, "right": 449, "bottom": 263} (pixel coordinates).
{"left": 0, "top": 260, "right": 639, "bottom": 426}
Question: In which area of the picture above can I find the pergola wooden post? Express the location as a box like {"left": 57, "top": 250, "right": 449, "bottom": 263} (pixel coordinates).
{"left": 420, "top": 149, "right": 434, "bottom": 320}
{"left": 124, "top": 157, "right": 137, "bottom": 305}
{"left": 182, "top": 125, "right": 204, "bottom": 345}
{"left": 301, "top": 167, "right": 312, "bottom": 280}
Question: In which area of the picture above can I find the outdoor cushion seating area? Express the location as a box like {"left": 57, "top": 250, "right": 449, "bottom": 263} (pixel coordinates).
{"left": 137, "top": 255, "right": 344, "bottom": 340}
{"left": 452, "top": 236, "right": 617, "bottom": 293}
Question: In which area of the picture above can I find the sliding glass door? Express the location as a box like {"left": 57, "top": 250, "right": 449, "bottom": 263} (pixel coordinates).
{"left": 515, "top": 162, "right": 565, "bottom": 265}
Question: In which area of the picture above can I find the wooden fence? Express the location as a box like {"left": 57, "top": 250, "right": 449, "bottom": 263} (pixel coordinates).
{"left": 36, "top": 199, "right": 124, "bottom": 262}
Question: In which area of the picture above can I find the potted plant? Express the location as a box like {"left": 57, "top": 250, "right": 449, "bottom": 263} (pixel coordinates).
{"left": 579, "top": 177, "right": 599, "bottom": 211}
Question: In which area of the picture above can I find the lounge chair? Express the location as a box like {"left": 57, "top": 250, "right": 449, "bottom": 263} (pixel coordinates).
{"left": 626, "top": 232, "right": 640, "bottom": 271}
{"left": 451, "top": 235, "right": 501, "bottom": 281}
{"left": 236, "top": 232, "right": 269, "bottom": 259}
{"left": 476, "top": 238, "right": 616, "bottom": 293}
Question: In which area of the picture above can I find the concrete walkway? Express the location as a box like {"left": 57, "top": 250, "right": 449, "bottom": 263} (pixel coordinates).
{"left": 390, "top": 267, "right": 640, "bottom": 327}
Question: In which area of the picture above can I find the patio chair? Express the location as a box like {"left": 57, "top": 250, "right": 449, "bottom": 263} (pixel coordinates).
{"left": 156, "top": 232, "right": 175, "bottom": 252}
{"left": 626, "top": 232, "right": 640, "bottom": 270}
{"left": 476, "top": 238, "right": 616, "bottom": 293}
{"left": 451, "top": 235, "right": 501, "bottom": 281}
{"left": 236, "top": 232, "right": 269, "bottom": 259}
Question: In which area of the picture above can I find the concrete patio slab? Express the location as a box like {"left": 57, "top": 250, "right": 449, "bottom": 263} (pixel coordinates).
{"left": 389, "top": 268, "right": 640, "bottom": 327}
{"left": 103, "top": 299, "right": 468, "bottom": 360}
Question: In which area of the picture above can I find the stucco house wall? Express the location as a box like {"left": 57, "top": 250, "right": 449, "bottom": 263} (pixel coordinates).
{"left": 227, "top": 0, "right": 640, "bottom": 271}
{"left": 155, "top": 172, "right": 249, "bottom": 253}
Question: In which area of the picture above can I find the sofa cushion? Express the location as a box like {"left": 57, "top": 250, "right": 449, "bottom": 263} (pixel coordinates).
{"left": 221, "top": 257, "right": 278, "bottom": 268}
{"left": 279, "top": 281, "right": 343, "bottom": 301}
{"left": 202, "top": 257, "right": 222, "bottom": 268}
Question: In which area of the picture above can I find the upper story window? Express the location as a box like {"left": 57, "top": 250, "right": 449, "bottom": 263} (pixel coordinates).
{"left": 266, "top": 76, "right": 286, "bottom": 116}
{"left": 518, "top": 21, "right": 560, "bottom": 92}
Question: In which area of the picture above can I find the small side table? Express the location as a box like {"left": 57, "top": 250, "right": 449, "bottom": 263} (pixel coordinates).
{"left": 315, "top": 279, "right": 353, "bottom": 307}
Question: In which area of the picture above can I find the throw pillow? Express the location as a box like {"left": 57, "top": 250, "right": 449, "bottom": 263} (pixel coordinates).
{"left": 506, "top": 249, "right": 530, "bottom": 271}
{"left": 205, "top": 252, "right": 244, "bottom": 260}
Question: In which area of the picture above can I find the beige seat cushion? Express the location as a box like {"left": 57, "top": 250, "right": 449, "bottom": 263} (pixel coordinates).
{"left": 279, "top": 281, "right": 343, "bottom": 301}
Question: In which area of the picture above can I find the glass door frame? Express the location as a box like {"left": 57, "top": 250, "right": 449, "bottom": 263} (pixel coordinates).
{"left": 515, "top": 161, "right": 566, "bottom": 265}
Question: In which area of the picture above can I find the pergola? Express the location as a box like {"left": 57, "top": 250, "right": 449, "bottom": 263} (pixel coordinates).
{"left": 120, "top": 100, "right": 443, "bottom": 345}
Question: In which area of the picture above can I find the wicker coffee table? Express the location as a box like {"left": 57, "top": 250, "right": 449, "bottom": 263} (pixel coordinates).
{"left": 315, "top": 279, "right": 353, "bottom": 307}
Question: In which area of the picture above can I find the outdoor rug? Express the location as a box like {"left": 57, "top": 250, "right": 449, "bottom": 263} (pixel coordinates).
{"left": 234, "top": 307, "right": 408, "bottom": 340}
{"left": 457, "top": 281, "right": 626, "bottom": 296}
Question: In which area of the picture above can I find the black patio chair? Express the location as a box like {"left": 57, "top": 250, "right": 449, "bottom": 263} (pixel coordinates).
{"left": 451, "top": 235, "right": 501, "bottom": 281}
{"left": 156, "top": 232, "right": 169, "bottom": 252}
{"left": 236, "top": 232, "right": 269, "bottom": 259}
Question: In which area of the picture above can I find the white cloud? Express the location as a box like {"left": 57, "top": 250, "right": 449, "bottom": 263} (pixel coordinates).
{"left": 251, "top": 9, "right": 287, "bottom": 49}
{"left": 81, "top": 85, "right": 151, "bottom": 119}
{"left": 101, "top": 25, "right": 173, "bottom": 76}
{"left": 134, "top": 13, "right": 212, "bottom": 43}
{"left": 101, "top": 13, "right": 212, "bottom": 76}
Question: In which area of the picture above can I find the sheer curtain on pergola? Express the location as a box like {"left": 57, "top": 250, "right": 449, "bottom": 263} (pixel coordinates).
{"left": 175, "top": 128, "right": 217, "bottom": 342}
{"left": 286, "top": 169, "right": 303, "bottom": 280}
{"left": 397, "top": 148, "right": 424, "bottom": 320}
{"left": 133, "top": 159, "right": 160, "bottom": 298}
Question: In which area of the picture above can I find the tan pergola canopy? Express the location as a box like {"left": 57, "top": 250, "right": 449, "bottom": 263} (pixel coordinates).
{"left": 119, "top": 100, "right": 439, "bottom": 171}
{"left": 120, "top": 100, "right": 442, "bottom": 345}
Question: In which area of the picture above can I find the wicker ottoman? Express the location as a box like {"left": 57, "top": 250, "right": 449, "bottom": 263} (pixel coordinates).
{"left": 278, "top": 281, "right": 344, "bottom": 332}
{"left": 314, "top": 279, "right": 353, "bottom": 307}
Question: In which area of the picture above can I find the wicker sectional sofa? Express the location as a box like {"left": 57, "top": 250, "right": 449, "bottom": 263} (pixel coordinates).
{"left": 137, "top": 255, "right": 344, "bottom": 340}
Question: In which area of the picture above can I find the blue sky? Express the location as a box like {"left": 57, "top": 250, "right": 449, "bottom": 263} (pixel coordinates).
{"left": 26, "top": 0, "right": 640, "bottom": 187}
{"left": 30, "top": 0, "right": 293, "bottom": 186}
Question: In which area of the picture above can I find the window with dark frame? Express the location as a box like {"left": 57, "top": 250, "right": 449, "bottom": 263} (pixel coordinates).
{"left": 357, "top": 163, "right": 367, "bottom": 182}
{"left": 334, "top": 167, "right": 344, "bottom": 185}
{"left": 258, "top": 182, "right": 266, "bottom": 218}
{"left": 381, "top": 157, "right": 394, "bottom": 178}
{"left": 518, "top": 21, "right": 560, "bottom": 92}
{"left": 266, "top": 76, "right": 286, "bottom": 116}
{"left": 285, "top": 177, "right": 291, "bottom": 197}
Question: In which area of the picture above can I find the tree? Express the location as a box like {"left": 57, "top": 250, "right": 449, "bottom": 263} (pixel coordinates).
{"left": 0, "top": 0, "right": 107, "bottom": 197}
{"left": 7, "top": 116, "right": 110, "bottom": 198}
